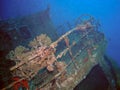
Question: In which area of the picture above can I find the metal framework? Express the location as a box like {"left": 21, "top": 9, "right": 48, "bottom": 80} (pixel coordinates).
{"left": 2, "top": 15, "right": 111, "bottom": 90}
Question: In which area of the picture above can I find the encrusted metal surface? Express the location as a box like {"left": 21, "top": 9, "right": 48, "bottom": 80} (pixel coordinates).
{"left": 2, "top": 15, "right": 113, "bottom": 90}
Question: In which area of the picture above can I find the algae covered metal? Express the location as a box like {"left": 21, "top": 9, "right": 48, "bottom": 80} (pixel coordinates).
{"left": 1, "top": 14, "right": 117, "bottom": 90}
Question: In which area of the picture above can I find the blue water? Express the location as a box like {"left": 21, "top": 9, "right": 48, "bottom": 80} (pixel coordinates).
{"left": 0, "top": 0, "right": 120, "bottom": 66}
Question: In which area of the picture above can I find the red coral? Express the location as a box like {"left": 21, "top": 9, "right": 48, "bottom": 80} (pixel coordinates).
{"left": 12, "top": 77, "right": 29, "bottom": 90}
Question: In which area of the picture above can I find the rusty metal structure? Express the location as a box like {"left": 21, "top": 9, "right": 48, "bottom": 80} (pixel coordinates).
{"left": 1, "top": 14, "right": 117, "bottom": 90}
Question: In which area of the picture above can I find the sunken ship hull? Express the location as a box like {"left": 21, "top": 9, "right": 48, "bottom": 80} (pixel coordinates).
{"left": 0, "top": 9, "right": 119, "bottom": 90}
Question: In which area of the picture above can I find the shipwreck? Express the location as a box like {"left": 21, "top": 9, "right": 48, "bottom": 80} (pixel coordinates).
{"left": 0, "top": 8, "right": 119, "bottom": 90}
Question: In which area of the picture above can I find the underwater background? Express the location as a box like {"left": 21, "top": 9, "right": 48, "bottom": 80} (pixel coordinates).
{"left": 0, "top": 0, "right": 120, "bottom": 90}
{"left": 0, "top": 0, "right": 120, "bottom": 66}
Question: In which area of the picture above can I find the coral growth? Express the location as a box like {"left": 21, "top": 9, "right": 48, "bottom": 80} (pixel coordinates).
{"left": 29, "top": 34, "right": 52, "bottom": 49}
{"left": 55, "top": 61, "right": 66, "bottom": 72}
{"left": 6, "top": 34, "right": 55, "bottom": 79}
{"left": 47, "top": 65, "right": 54, "bottom": 72}
{"left": 12, "top": 77, "right": 29, "bottom": 90}
{"left": 6, "top": 45, "right": 29, "bottom": 63}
